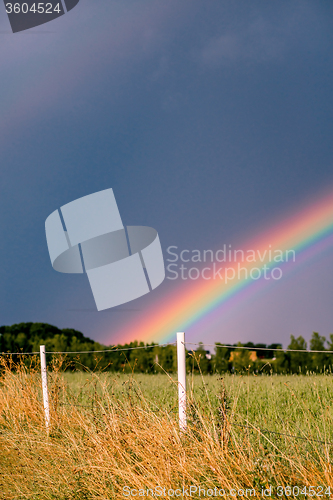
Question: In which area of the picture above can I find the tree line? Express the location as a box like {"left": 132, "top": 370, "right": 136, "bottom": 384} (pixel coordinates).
{"left": 1, "top": 322, "right": 333, "bottom": 374}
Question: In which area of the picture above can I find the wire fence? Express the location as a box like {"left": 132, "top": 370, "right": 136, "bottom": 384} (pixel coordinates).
{"left": 2, "top": 341, "right": 333, "bottom": 356}
{"left": 2, "top": 337, "right": 333, "bottom": 446}
{"left": 230, "top": 423, "right": 333, "bottom": 446}
{"left": 0, "top": 342, "right": 176, "bottom": 356}
{"left": 186, "top": 343, "right": 333, "bottom": 354}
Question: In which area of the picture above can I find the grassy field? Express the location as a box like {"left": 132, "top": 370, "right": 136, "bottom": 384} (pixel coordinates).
{"left": 1, "top": 357, "right": 333, "bottom": 499}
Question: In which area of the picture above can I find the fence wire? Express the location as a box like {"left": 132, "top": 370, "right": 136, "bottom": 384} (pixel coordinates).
{"left": 2, "top": 341, "right": 333, "bottom": 356}
{"left": 2, "top": 340, "right": 333, "bottom": 446}
{"left": 230, "top": 422, "right": 333, "bottom": 446}
{"left": 0, "top": 342, "right": 176, "bottom": 356}
{"left": 184, "top": 342, "right": 333, "bottom": 355}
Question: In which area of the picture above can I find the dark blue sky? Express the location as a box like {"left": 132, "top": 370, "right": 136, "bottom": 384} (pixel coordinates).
{"left": 1, "top": 0, "right": 333, "bottom": 347}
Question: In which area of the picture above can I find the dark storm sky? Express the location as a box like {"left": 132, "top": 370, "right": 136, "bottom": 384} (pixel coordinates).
{"left": 1, "top": 0, "right": 333, "bottom": 347}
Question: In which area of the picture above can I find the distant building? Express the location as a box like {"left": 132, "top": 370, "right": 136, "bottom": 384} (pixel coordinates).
{"left": 229, "top": 350, "right": 257, "bottom": 362}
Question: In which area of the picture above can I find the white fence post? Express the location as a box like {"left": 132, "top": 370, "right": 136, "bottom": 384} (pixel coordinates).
{"left": 40, "top": 345, "right": 50, "bottom": 431}
{"left": 177, "top": 332, "right": 187, "bottom": 431}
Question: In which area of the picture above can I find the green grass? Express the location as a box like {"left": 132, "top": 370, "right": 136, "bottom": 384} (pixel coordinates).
{"left": 56, "top": 370, "right": 333, "bottom": 450}
{"left": 2, "top": 358, "right": 333, "bottom": 499}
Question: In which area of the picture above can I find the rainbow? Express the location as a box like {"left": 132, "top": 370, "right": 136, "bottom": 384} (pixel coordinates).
{"left": 110, "top": 188, "right": 333, "bottom": 345}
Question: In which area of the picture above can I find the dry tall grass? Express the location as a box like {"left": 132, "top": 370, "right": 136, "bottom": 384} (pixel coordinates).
{"left": 0, "top": 356, "right": 333, "bottom": 499}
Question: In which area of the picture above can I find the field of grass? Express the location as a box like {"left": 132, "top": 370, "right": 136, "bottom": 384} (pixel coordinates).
{"left": 1, "top": 357, "right": 333, "bottom": 499}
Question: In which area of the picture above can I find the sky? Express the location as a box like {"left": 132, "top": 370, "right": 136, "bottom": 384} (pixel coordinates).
{"left": 1, "top": 0, "right": 333, "bottom": 349}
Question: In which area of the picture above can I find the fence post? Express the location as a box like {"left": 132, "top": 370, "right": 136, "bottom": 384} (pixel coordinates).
{"left": 177, "top": 332, "right": 187, "bottom": 431}
{"left": 40, "top": 345, "right": 50, "bottom": 431}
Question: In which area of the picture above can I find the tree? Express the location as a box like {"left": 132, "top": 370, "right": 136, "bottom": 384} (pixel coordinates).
{"left": 156, "top": 344, "right": 176, "bottom": 373}
{"left": 310, "top": 332, "right": 327, "bottom": 372}
{"left": 231, "top": 343, "right": 254, "bottom": 373}
{"left": 129, "top": 342, "right": 157, "bottom": 373}
{"left": 186, "top": 342, "right": 212, "bottom": 374}
{"left": 288, "top": 335, "right": 309, "bottom": 373}
{"left": 325, "top": 334, "right": 333, "bottom": 371}
{"left": 213, "top": 343, "right": 230, "bottom": 373}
